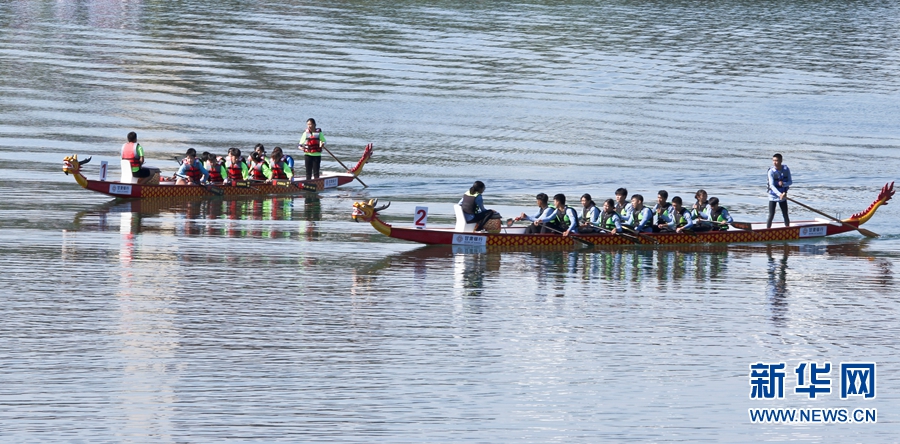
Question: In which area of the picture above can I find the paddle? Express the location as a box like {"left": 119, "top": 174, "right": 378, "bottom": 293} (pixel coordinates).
{"left": 175, "top": 173, "right": 224, "bottom": 196}
{"left": 708, "top": 220, "right": 752, "bottom": 231}
{"left": 591, "top": 225, "right": 640, "bottom": 244}
{"left": 786, "top": 197, "right": 879, "bottom": 238}
{"left": 622, "top": 226, "right": 659, "bottom": 244}
{"left": 538, "top": 224, "right": 595, "bottom": 247}
{"left": 321, "top": 146, "right": 368, "bottom": 188}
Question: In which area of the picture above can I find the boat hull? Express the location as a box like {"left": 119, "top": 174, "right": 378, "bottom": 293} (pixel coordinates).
{"left": 386, "top": 221, "right": 853, "bottom": 248}
{"left": 83, "top": 174, "right": 354, "bottom": 199}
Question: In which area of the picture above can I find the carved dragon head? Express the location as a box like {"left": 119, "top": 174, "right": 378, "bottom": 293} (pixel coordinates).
{"left": 352, "top": 198, "right": 390, "bottom": 222}
{"left": 63, "top": 154, "right": 91, "bottom": 175}
{"left": 63, "top": 155, "right": 92, "bottom": 188}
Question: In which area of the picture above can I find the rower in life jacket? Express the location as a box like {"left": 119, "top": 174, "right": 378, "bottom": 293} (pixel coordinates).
{"left": 661, "top": 196, "right": 694, "bottom": 233}
{"left": 225, "top": 147, "right": 249, "bottom": 183}
{"left": 535, "top": 193, "right": 579, "bottom": 235}
{"left": 248, "top": 152, "right": 269, "bottom": 181}
{"left": 705, "top": 197, "right": 733, "bottom": 231}
{"left": 598, "top": 199, "right": 624, "bottom": 233}
{"left": 203, "top": 151, "right": 226, "bottom": 183}
{"left": 174, "top": 148, "right": 210, "bottom": 185}
{"left": 269, "top": 147, "right": 294, "bottom": 181}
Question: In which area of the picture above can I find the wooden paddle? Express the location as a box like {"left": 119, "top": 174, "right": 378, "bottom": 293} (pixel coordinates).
{"left": 622, "top": 226, "right": 659, "bottom": 244}
{"left": 539, "top": 225, "right": 595, "bottom": 247}
{"left": 175, "top": 173, "right": 223, "bottom": 196}
{"left": 708, "top": 220, "right": 752, "bottom": 231}
{"left": 585, "top": 223, "right": 640, "bottom": 244}
{"left": 321, "top": 146, "right": 368, "bottom": 188}
{"left": 786, "top": 197, "right": 879, "bottom": 238}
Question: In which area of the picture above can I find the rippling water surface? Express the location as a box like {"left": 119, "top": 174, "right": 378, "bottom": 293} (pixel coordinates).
{"left": 2, "top": 1, "right": 900, "bottom": 442}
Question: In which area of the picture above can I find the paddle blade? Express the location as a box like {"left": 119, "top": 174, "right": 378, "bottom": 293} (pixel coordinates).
{"left": 730, "top": 221, "right": 752, "bottom": 230}
{"left": 858, "top": 227, "right": 879, "bottom": 238}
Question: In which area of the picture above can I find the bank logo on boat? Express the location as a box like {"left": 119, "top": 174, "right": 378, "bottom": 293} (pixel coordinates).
{"left": 323, "top": 177, "right": 338, "bottom": 188}
{"left": 109, "top": 184, "right": 132, "bottom": 195}
{"left": 799, "top": 226, "right": 827, "bottom": 238}
{"left": 747, "top": 362, "right": 876, "bottom": 424}
{"left": 453, "top": 234, "right": 486, "bottom": 246}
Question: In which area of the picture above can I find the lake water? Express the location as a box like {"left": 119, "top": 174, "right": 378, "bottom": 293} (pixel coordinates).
{"left": 1, "top": 1, "right": 899, "bottom": 442}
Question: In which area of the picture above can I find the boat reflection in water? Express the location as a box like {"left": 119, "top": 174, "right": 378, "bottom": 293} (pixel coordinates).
{"left": 71, "top": 195, "right": 323, "bottom": 240}
{"left": 353, "top": 241, "right": 894, "bottom": 312}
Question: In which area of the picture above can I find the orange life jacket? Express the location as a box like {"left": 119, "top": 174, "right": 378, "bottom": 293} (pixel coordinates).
{"left": 302, "top": 129, "right": 323, "bottom": 154}
{"left": 183, "top": 159, "right": 203, "bottom": 183}
{"left": 250, "top": 161, "right": 267, "bottom": 180}
{"left": 121, "top": 142, "right": 141, "bottom": 170}
{"left": 207, "top": 160, "right": 224, "bottom": 182}
{"left": 270, "top": 159, "right": 288, "bottom": 180}
{"left": 227, "top": 160, "right": 245, "bottom": 181}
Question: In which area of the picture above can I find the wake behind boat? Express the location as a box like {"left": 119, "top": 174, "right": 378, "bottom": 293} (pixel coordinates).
{"left": 351, "top": 182, "right": 894, "bottom": 249}
{"left": 63, "top": 143, "right": 373, "bottom": 199}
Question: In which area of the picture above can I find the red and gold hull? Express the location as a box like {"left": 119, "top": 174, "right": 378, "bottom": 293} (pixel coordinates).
{"left": 353, "top": 182, "right": 894, "bottom": 249}
{"left": 64, "top": 143, "right": 373, "bottom": 199}
{"left": 79, "top": 173, "right": 357, "bottom": 199}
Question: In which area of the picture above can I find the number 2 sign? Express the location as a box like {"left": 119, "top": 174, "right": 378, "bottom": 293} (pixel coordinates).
{"left": 414, "top": 206, "right": 428, "bottom": 229}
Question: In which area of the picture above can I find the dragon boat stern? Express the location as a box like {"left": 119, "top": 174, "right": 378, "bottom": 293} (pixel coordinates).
{"left": 846, "top": 181, "right": 894, "bottom": 226}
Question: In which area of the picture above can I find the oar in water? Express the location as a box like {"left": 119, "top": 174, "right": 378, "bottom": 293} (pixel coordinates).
{"left": 538, "top": 224, "right": 595, "bottom": 247}
{"left": 622, "top": 226, "right": 659, "bottom": 244}
{"left": 322, "top": 146, "right": 368, "bottom": 188}
{"left": 786, "top": 197, "right": 879, "bottom": 238}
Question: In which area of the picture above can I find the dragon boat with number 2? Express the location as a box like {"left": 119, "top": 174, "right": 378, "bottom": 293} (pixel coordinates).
{"left": 351, "top": 182, "right": 894, "bottom": 248}
{"left": 63, "top": 143, "right": 373, "bottom": 199}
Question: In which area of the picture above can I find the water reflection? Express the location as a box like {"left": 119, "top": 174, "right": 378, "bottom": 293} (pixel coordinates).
{"left": 767, "top": 245, "right": 790, "bottom": 327}
{"left": 356, "top": 241, "right": 893, "bottom": 306}
{"left": 70, "top": 195, "right": 324, "bottom": 239}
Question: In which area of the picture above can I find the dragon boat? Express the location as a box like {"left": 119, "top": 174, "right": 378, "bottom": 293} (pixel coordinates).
{"left": 63, "top": 143, "right": 373, "bottom": 199}
{"left": 351, "top": 182, "right": 894, "bottom": 249}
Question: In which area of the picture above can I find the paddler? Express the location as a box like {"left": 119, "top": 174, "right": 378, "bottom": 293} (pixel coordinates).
{"left": 299, "top": 118, "right": 325, "bottom": 181}
{"left": 514, "top": 193, "right": 552, "bottom": 234}
{"left": 653, "top": 190, "right": 675, "bottom": 232}
{"left": 268, "top": 147, "right": 293, "bottom": 181}
{"left": 659, "top": 196, "right": 694, "bottom": 233}
{"left": 202, "top": 152, "right": 226, "bottom": 183}
{"left": 692, "top": 189, "right": 708, "bottom": 221}
{"left": 701, "top": 197, "right": 734, "bottom": 231}
{"left": 174, "top": 148, "right": 209, "bottom": 185}
{"left": 578, "top": 193, "right": 601, "bottom": 233}
{"left": 596, "top": 199, "right": 624, "bottom": 234}
{"left": 248, "top": 151, "right": 270, "bottom": 181}
{"left": 225, "top": 147, "right": 249, "bottom": 183}
{"left": 534, "top": 193, "right": 579, "bottom": 236}
{"left": 625, "top": 194, "right": 654, "bottom": 233}
{"left": 614, "top": 187, "right": 632, "bottom": 217}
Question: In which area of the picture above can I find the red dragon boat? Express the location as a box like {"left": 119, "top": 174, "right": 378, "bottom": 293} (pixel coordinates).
{"left": 63, "top": 143, "right": 373, "bottom": 199}
{"left": 351, "top": 182, "right": 894, "bottom": 249}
